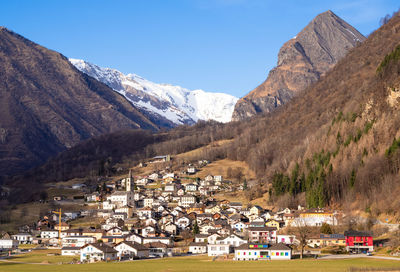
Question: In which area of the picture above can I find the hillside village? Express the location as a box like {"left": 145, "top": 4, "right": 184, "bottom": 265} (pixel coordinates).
{"left": 0, "top": 156, "right": 383, "bottom": 263}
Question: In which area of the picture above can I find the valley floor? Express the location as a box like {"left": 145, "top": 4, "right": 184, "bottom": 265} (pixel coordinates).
{"left": 1, "top": 252, "right": 400, "bottom": 272}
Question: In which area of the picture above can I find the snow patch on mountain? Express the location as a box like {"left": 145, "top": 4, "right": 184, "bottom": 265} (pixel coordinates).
{"left": 69, "top": 58, "right": 238, "bottom": 125}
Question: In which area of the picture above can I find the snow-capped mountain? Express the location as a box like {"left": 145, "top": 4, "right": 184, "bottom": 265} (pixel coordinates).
{"left": 69, "top": 59, "right": 238, "bottom": 125}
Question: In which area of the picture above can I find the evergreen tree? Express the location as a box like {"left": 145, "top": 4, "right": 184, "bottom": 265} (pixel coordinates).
{"left": 320, "top": 223, "right": 333, "bottom": 234}
{"left": 349, "top": 169, "right": 356, "bottom": 187}
{"left": 193, "top": 220, "right": 200, "bottom": 235}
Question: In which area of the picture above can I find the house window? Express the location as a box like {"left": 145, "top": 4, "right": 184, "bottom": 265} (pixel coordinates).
{"left": 285, "top": 252, "right": 288, "bottom": 256}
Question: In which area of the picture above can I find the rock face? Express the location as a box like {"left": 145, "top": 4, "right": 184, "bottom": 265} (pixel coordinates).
{"left": 70, "top": 59, "right": 238, "bottom": 126}
{"left": 0, "top": 28, "right": 159, "bottom": 176}
{"left": 232, "top": 10, "right": 366, "bottom": 121}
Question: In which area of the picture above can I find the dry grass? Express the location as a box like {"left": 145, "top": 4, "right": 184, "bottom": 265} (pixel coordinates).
{"left": 175, "top": 139, "right": 233, "bottom": 161}
{"left": 191, "top": 159, "right": 256, "bottom": 180}
{"left": 0, "top": 202, "right": 52, "bottom": 232}
{"left": 2, "top": 254, "right": 400, "bottom": 272}
{"left": 69, "top": 217, "right": 103, "bottom": 229}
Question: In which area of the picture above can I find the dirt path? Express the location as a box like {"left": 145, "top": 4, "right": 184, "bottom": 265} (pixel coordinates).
{"left": 0, "top": 259, "right": 53, "bottom": 265}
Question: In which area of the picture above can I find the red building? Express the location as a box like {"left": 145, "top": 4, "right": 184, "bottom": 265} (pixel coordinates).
{"left": 344, "top": 230, "right": 373, "bottom": 253}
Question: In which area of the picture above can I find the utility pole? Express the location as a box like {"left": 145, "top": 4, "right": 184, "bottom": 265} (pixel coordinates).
{"left": 52, "top": 208, "right": 62, "bottom": 247}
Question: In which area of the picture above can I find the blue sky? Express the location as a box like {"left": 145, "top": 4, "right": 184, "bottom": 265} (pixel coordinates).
{"left": 1, "top": 0, "right": 399, "bottom": 97}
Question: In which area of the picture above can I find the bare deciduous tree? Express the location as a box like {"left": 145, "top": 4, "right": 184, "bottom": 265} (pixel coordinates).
{"left": 289, "top": 218, "right": 312, "bottom": 259}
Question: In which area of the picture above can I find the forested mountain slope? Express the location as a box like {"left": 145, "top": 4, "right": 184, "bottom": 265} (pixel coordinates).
{"left": 5, "top": 13, "right": 400, "bottom": 218}
{"left": 0, "top": 27, "right": 159, "bottom": 176}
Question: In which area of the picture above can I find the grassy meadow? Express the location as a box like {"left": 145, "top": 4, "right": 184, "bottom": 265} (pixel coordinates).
{"left": 1, "top": 252, "right": 400, "bottom": 272}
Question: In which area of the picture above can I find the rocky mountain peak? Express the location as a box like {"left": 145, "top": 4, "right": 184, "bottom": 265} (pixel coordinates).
{"left": 232, "top": 11, "right": 365, "bottom": 121}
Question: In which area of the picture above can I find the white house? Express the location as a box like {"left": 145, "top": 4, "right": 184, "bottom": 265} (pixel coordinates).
{"left": 164, "top": 183, "right": 178, "bottom": 192}
{"left": 163, "top": 173, "right": 175, "bottom": 179}
{"left": 185, "top": 184, "right": 198, "bottom": 192}
{"left": 149, "top": 173, "right": 160, "bottom": 180}
{"left": 175, "top": 216, "right": 191, "bottom": 229}
{"left": 112, "top": 213, "right": 127, "bottom": 220}
{"left": 216, "top": 234, "right": 247, "bottom": 247}
{"left": 136, "top": 178, "right": 149, "bottom": 186}
{"left": 234, "top": 243, "right": 292, "bottom": 261}
{"left": 199, "top": 224, "right": 215, "bottom": 234}
{"left": 189, "top": 242, "right": 207, "bottom": 254}
{"left": 207, "top": 244, "right": 230, "bottom": 256}
{"left": 231, "top": 221, "right": 247, "bottom": 232}
{"left": 142, "top": 237, "right": 172, "bottom": 246}
{"left": 144, "top": 198, "right": 154, "bottom": 208}
{"left": 107, "top": 191, "right": 134, "bottom": 208}
{"left": 291, "top": 215, "right": 337, "bottom": 227}
{"left": 179, "top": 195, "right": 196, "bottom": 208}
{"left": 142, "top": 226, "right": 156, "bottom": 237}
{"left": 80, "top": 243, "right": 118, "bottom": 262}
{"left": 204, "top": 233, "right": 221, "bottom": 244}
{"left": 62, "top": 236, "right": 95, "bottom": 248}
{"left": 11, "top": 233, "right": 33, "bottom": 244}
{"left": 277, "top": 235, "right": 296, "bottom": 245}
{"left": 40, "top": 230, "right": 59, "bottom": 239}
{"left": 137, "top": 207, "right": 154, "bottom": 219}
{"left": 86, "top": 192, "right": 100, "bottom": 202}
{"left": 205, "top": 175, "right": 214, "bottom": 182}
{"left": 269, "top": 243, "right": 292, "bottom": 260}
{"left": 64, "top": 212, "right": 80, "bottom": 220}
{"left": 234, "top": 243, "right": 270, "bottom": 261}
{"left": 114, "top": 241, "right": 149, "bottom": 259}
{"left": 102, "top": 201, "right": 116, "bottom": 210}
{"left": 162, "top": 222, "right": 178, "bottom": 235}
{"left": 115, "top": 206, "right": 133, "bottom": 216}
{"left": 145, "top": 242, "right": 173, "bottom": 257}
{"left": 214, "top": 176, "right": 223, "bottom": 182}
{"left": 0, "top": 239, "right": 18, "bottom": 251}
{"left": 125, "top": 233, "right": 144, "bottom": 244}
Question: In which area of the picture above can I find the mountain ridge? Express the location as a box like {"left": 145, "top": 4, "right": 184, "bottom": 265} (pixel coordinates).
{"left": 0, "top": 27, "right": 159, "bottom": 176}
{"left": 69, "top": 59, "right": 238, "bottom": 125}
{"left": 232, "top": 10, "right": 366, "bottom": 121}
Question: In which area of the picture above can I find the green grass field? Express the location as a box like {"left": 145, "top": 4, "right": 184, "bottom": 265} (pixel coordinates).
{"left": 1, "top": 251, "right": 400, "bottom": 272}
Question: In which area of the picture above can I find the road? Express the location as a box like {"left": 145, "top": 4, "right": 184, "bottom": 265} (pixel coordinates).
{"left": 318, "top": 254, "right": 400, "bottom": 261}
